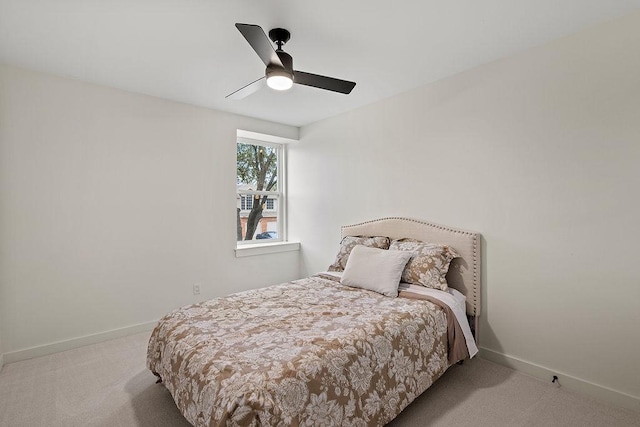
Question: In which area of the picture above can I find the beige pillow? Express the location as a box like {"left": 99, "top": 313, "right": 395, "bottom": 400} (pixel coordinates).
{"left": 340, "top": 245, "right": 413, "bottom": 297}
{"left": 328, "top": 235, "right": 390, "bottom": 272}
{"left": 390, "top": 238, "right": 459, "bottom": 290}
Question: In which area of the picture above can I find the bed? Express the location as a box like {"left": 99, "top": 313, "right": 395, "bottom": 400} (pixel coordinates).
{"left": 147, "top": 217, "right": 482, "bottom": 426}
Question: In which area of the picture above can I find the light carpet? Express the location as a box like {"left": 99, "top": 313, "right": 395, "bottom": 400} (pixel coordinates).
{"left": 0, "top": 332, "right": 638, "bottom": 426}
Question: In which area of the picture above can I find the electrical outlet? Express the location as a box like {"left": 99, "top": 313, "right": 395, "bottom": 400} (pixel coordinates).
{"left": 193, "top": 283, "right": 201, "bottom": 295}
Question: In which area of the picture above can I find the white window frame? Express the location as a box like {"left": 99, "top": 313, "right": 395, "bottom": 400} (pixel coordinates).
{"left": 236, "top": 137, "right": 286, "bottom": 246}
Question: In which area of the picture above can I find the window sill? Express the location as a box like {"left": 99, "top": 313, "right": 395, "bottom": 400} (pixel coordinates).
{"left": 235, "top": 241, "right": 301, "bottom": 258}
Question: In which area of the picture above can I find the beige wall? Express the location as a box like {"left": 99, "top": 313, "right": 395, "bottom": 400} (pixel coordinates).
{"left": 289, "top": 12, "right": 640, "bottom": 404}
{"left": 0, "top": 65, "right": 300, "bottom": 358}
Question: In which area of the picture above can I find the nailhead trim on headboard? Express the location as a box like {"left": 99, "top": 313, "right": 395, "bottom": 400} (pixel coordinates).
{"left": 472, "top": 234, "right": 478, "bottom": 313}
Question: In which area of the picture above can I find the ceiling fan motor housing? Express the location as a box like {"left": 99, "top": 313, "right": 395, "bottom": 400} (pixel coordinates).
{"left": 266, "top": 50, "right": 293, "bottom": 79}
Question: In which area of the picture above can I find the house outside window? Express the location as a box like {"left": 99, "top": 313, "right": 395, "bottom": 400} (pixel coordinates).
{"left": 236, "top": 138, "right": 283, "bottom": 243}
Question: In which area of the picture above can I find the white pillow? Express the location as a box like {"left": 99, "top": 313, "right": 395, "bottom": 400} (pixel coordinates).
{"left": 340, "top": 245, "right": 413, "bottom": 297}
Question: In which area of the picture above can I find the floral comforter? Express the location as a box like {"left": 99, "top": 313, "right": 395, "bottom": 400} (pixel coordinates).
{"left": 147, "top": 274, "right": 454, "bottom": 426}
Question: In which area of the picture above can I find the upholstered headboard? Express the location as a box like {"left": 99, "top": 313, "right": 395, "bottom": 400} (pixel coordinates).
{"left": 341, "top": 217, "right": 482, "bottom": 317}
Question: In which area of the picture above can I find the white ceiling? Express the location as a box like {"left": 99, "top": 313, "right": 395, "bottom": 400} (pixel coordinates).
{"left": 1, "top": 1, "right": 639, "bottom": 127}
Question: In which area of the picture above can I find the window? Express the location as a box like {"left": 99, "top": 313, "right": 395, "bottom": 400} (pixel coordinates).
{"left": 236, "top": 138, "right": 283, "bottom": 244}
{"left": 240, "top": 195, "right": 253, "bottom": 211}
{"left": 266, "top": 198, "right": 275, "bottom": 210}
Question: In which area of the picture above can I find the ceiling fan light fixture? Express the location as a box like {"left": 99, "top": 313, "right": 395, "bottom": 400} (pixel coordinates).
{"left": 266, "top": 69, "right": 293, "bottom": 91}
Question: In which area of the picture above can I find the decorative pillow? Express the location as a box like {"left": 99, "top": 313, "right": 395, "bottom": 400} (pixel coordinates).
{"left": 390, "top": 238, "right": 459, "bottom": 290}
{"left": 340, "top": 245, "right": 413, "bottom": 297}
{"left": 327, "top": 235, "right": 390, "bottom": 272}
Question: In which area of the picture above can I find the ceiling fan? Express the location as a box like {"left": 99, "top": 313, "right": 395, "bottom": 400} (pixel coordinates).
{"left": 226, "top": 23, "right": 356, "bottom": 99}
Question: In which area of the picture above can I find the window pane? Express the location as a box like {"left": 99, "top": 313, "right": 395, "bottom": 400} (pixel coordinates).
{"left": 237, "top": 142, "right": 278, "bottom": 191}
{"left": 236, "top": 192, "right": 279, "bottom": 242}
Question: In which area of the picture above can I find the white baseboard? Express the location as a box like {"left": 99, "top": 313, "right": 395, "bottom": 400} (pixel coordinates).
{"left": 479, "top": 346, "right": 640, "bottom": 413}
{"left": 3, "top": 320, "right": 158, "bottom": 365}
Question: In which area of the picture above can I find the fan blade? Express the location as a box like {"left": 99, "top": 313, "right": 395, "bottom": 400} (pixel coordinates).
{"left": 235, "top": 23, "right": 284, "bottom": 68}
{"left": 226, "top": 77, "right": 266, "bottom": 100}
{"left": 294, "top": 71, "right": 356, "bottom": 94}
